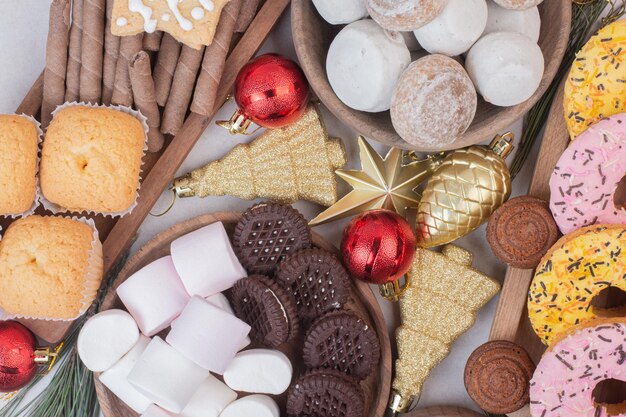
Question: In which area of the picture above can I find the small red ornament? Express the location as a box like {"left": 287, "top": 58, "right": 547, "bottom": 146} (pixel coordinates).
{"left": 0, "top": 321, "right": 38, "bottom": 392}
{"left": 341, "top": 210, "right": 416, "bottom": 293}
{"left": 218, "top": 53, "right": 310, "bottom": 134}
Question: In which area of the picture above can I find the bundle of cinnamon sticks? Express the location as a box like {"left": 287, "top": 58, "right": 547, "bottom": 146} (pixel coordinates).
{"left": 42, "top": 0, "right": 258, "bottom": 152}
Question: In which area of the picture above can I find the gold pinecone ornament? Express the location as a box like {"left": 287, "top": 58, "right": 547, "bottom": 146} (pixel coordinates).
{"left": 416, "top": 133, "right": 514, "bottom": 248}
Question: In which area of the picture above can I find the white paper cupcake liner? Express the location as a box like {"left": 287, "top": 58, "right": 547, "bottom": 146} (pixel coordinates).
{"left": 0, "top": 215, "right": 104, "bottom": 322}
{"left": 1, "top": 114, "right": 43, "bottom": 219}
{"left": 39, "top": 102, "right": 149, "bottom": 218}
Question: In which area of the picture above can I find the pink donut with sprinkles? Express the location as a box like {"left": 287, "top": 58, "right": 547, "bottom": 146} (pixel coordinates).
{"left": 530, "top": 320, "right": 626, "bottom": 417}
{"left": 550, "top": 114, "right": 626, "bottom": 234}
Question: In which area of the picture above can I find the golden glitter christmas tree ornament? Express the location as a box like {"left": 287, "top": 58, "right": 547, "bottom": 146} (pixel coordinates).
{"left": 172, "top": 105, "right": 347, "bottom": 206}
{"left": 309, "top": 136, "right": 444, "bottom": 226}
{"left": 389, "top": 245, "right": 500, "bottom": 414}
{"left": 416, "top": 133, "right": 514, "bottom": 248}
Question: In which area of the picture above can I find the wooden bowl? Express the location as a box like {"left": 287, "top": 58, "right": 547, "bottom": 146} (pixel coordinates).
{"left": 95, "top": 212, "right": 392, "bottom": 417}
{"left": 291, "top": 0, "right": 572, "bottom": 151}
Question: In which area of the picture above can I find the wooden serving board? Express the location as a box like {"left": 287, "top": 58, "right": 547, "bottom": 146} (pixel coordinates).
{"left": 407, "top": 406, "right": 483, "bottom": 417}
{"left": 2, "top": 0, "right": 291, "bottom": 344}
{"left": 94, "top": 212, "right": 392, "bottom": 417}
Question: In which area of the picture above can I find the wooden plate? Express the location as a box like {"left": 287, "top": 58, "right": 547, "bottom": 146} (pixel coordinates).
{"left": 408, "top": 406, "right": 483, "bottom": 417}
{"left": 291, "top": 0, "right": 571, "bottom": 151}
{"left": 95, "top": 212, "right": 392, "bottom": 417}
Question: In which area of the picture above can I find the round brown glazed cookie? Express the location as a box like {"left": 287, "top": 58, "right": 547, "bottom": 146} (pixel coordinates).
{"left": 303, "top": 310, "right": 380, "bottom": 379}
{"left": 366, "top": 0, "right": 448, "bottom": 31}
{"left": 229, "top": 275, "right": 299, "bottom": 347}
{"left": 390, "top": 54, "right": 477, "bottom": 150}
{"left": 233, "top": 202, "right": 312, "bottom": 276}
{"left": 275, "top": 248, "right": 351, "bottom": 322}
{"left": 286, "top": 368, "right": 365, "bottom": 417}
{"left": 486, "top": 196, "right": 559, "bottom": 269}
{"left": 493, "top": 0, "right": 543, "bottom": 10}
{"left": 464, "top": 340, "right": 535, "bottom": 414}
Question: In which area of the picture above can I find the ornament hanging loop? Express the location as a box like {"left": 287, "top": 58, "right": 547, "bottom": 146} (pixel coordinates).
{"left": 149, "top": 190, "right": 177, "bottom": 217}
{"left": 34, "top": 341, "right": 64, "bottom": 372}
{"left": 489, "top": 131, "right": 515, "bottom": 159}
{"left": 387, "top": 389, "right": 419, "bottom": 415}
{"left": 379, "top": 275, "right": 411, "bottom": 302}
{"left": 216, "top": 109, "right": 259, "bottom": 136}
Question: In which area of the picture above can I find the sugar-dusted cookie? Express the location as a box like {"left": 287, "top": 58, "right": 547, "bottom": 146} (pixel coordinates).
{"left": 493, "top": 0, "right": 543, "bottom": 10}
{"left": 366, "top": 0, "right": 448, "bottom": 31}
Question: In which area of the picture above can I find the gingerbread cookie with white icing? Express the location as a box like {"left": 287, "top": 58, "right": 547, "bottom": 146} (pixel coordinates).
{"left": 112, "top": 0, "right": 231, "bottom": 50}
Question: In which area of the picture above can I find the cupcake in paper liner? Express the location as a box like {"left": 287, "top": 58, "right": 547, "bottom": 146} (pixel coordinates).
{"left": 0, "top": 114, "right": 43, "bottom": 218}
{"left": 39, "top": 102, "right": 149, "bottom": 218}
{"left": 0, "top": 215, "right": 103, "bottom": 321}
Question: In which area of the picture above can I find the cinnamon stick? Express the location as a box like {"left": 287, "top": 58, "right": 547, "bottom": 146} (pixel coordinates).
{"left": 153, "top": 33, "right": 182, "bottom": 107}
{"left": 160, "top": 45, "right": 205, "bottom": 135}
{"left": 129, "top": 51, "right": 164, "bottom": 152}
{"left": 191, "top": 0, "right": 241, "bottom": 116}
{"left": 42, "top": 0, "right": 71, "bottom": 127}
{"left": 79, "top": 0, "right": 105, "bottom": 103}
{"left": 65, "top": 0, "right": 83, "bottom": 102}
{"left": 143, "top": 31, "right": 163, "bottom": 52}
{"left": 235, "top": 0, "right": 259, "bottom": 32}
{"left": 102, "top": 0, "right": 120, "bottom": 104}
{"left": 111, "top": 33, "right": 143, "bottom": 107}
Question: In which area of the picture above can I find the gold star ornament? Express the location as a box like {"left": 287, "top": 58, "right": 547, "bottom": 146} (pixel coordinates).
{"left": 309, "top": 136, "right": 443, "bottom": 226}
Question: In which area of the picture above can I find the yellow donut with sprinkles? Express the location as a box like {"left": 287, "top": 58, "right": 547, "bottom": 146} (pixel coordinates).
{"left": 564, "top": 19, "right": 626, "bottom": 139}
{"left": 528, "top": 225, "right": 626, "bottom": 345}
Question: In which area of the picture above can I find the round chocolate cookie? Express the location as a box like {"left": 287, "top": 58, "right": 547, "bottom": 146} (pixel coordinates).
{"left": 275, "top": 248, "right": 351, "bottom": 322}
{"left": 303, "top": 310, "right": 380, "bottom": 379}
{"left": 286, "top": 368, "right": 365, "bottom": 417}
{"left": 230, "top": 275, "right": 299, "bottom": 347}
{"left": 486, "top": 196, "right": 559, "bottom": 269}
{"left": 464, "top": 340, "right": 535, "bottom": 414}
{"left": 233, "top": 202, "right": 312, "bottom": 276}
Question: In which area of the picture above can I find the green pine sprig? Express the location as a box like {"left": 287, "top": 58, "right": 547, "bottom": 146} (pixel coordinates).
{"left": 510, "top": 0, "right": 626, "bottom": 178}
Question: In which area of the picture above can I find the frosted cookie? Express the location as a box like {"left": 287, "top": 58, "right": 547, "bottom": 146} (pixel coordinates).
{"left": 493, "top": 0, "right": 542, "bottom": 10}
{"left": 312, "top": 0, "right": 368, "bottom": 25}
{"left": 549, "top": 114, "right": 626, "bottom": 234}
{"left": 564, "top": 20, "right": 626, "bottom": 139}
{"left": 413, "top": 0, "right": 488, "bottom": 56}
{"left": 326, "top": 19, "right": 410, "bottom": 112}
{"left": 112, "top": 0, "right": 231, "bottom": 50}
{"left": 390, "top": 54, "right": 476, "bottom": 149}
{"left": 483, "top": 2, "right": 540, "bottom": 43}
{"left": 366, "top": 0, "right": 448, "bottom": 31}
{"left": 223, "top": 349, "right": 292, "bottom": 395}
{"left": 0, "top": 115, "right": 40, "bottom": 216}
{"left": 466, "top": 31, "right": 544, "bottom": 107}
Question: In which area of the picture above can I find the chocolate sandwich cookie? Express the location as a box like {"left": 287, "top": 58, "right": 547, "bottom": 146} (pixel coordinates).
{"left": 230, "top": 275, "right": 299, "bottom": 347}
{"left": 464, "top": 340, "right": 535, "bottom": 414}
{"left": 286, "top": 368, "right": 365, "bottom": 417}
{"left": 233, "top": 202, "right": 312, "bottom": 276}
{"left": 275, "top": 248, "right": 351, "bottom": 322}
{"left": 486, "top": 196, "right": 559, "bottom": 269}
{"left": 303, "top": 310, "right": 380, "bottom": 379}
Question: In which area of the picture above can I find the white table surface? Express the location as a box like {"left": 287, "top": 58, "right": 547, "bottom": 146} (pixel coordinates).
{"left": 0, "top": 1, "right": 543, "bottom": 414}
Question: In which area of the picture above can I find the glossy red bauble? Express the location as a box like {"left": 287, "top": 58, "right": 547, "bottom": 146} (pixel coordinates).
{"left": 234, "top": 53, "right": 310, "bottom": 129}
{"left": 341, "top": 210, "right": 417, "bottom": 285}
{"left": 0, "top": 321, "right": 37, "bottom": 392}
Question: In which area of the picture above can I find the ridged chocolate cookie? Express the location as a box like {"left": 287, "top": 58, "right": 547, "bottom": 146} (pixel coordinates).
{"left": 233, "top": 202, "right": 312, "bottom": 276}
{"left": 286, "top": 368, "right": 365, "bottom": 417}
{"left": 303, "top": 310, "right": 380, "bottom": 379}
{"left": 275, "top": 248, "right": 351, "bottom": 322}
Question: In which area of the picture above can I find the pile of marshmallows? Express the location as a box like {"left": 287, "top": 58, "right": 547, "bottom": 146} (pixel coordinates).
{"left": 316, "top": 0, "right": 545, "bottom": 150}
{"left": 77, "top": 223, "right": 289, "bottom": 417}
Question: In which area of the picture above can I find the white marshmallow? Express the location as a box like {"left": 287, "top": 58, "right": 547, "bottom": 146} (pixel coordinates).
{"left": 326, "top": 19, "right": 411, "bottom": 112}
{"left": 219, "top": 395, "right": 280, "bottom": 417}
{"left": 224, "top": 349, "right": 292, "bottom": 395}
{"left": 206, "top": 293, "right": 250, "bottom": 350}
{"left": 128, "top": 337, "right": 210, "bottom": 413}
{"left": 414, "top": 0, "right": 488, "bottom": 56}
{"left": 465, "top": 31, "right": 544, "bottom": 106}
{"left": 170, "top": 222, "right": 247, "bottom": 298}
{"left": 180, "top": 374, "right": 237, "bottom": 417}
{"left": 77, "top": 309, "right": 139, "bottom": 372}
{"left": 99, "top": 336, "right": 153, "bottom": 414}
{"left": 312, "top": 0, "right": 368, "bottom": 24}
{"left": 141, "top": 405, "right": 175, "bottom": 417}
{"left": 166, "top": 296, "right": 251, "bottom": 374}
{"left": 483, "top": 1, "right": 540, "bottom": 43}
{"left": 117, "top": 256, "right": 190, "bottom": 336}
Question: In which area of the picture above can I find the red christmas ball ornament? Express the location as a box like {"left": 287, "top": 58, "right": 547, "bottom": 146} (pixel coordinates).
{"left": 341, "top": 210, "right": 417, "bottom": 292}
{"left": 218, "top": 53, "right": 310, "bottom": 134}
{"left": 0, "top": 321, "right": 38, "bottom": 392}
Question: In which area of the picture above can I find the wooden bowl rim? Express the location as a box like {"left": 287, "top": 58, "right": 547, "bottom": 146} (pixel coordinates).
{"left": 95, "top": 211, "right": 392, "bottom": 417}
